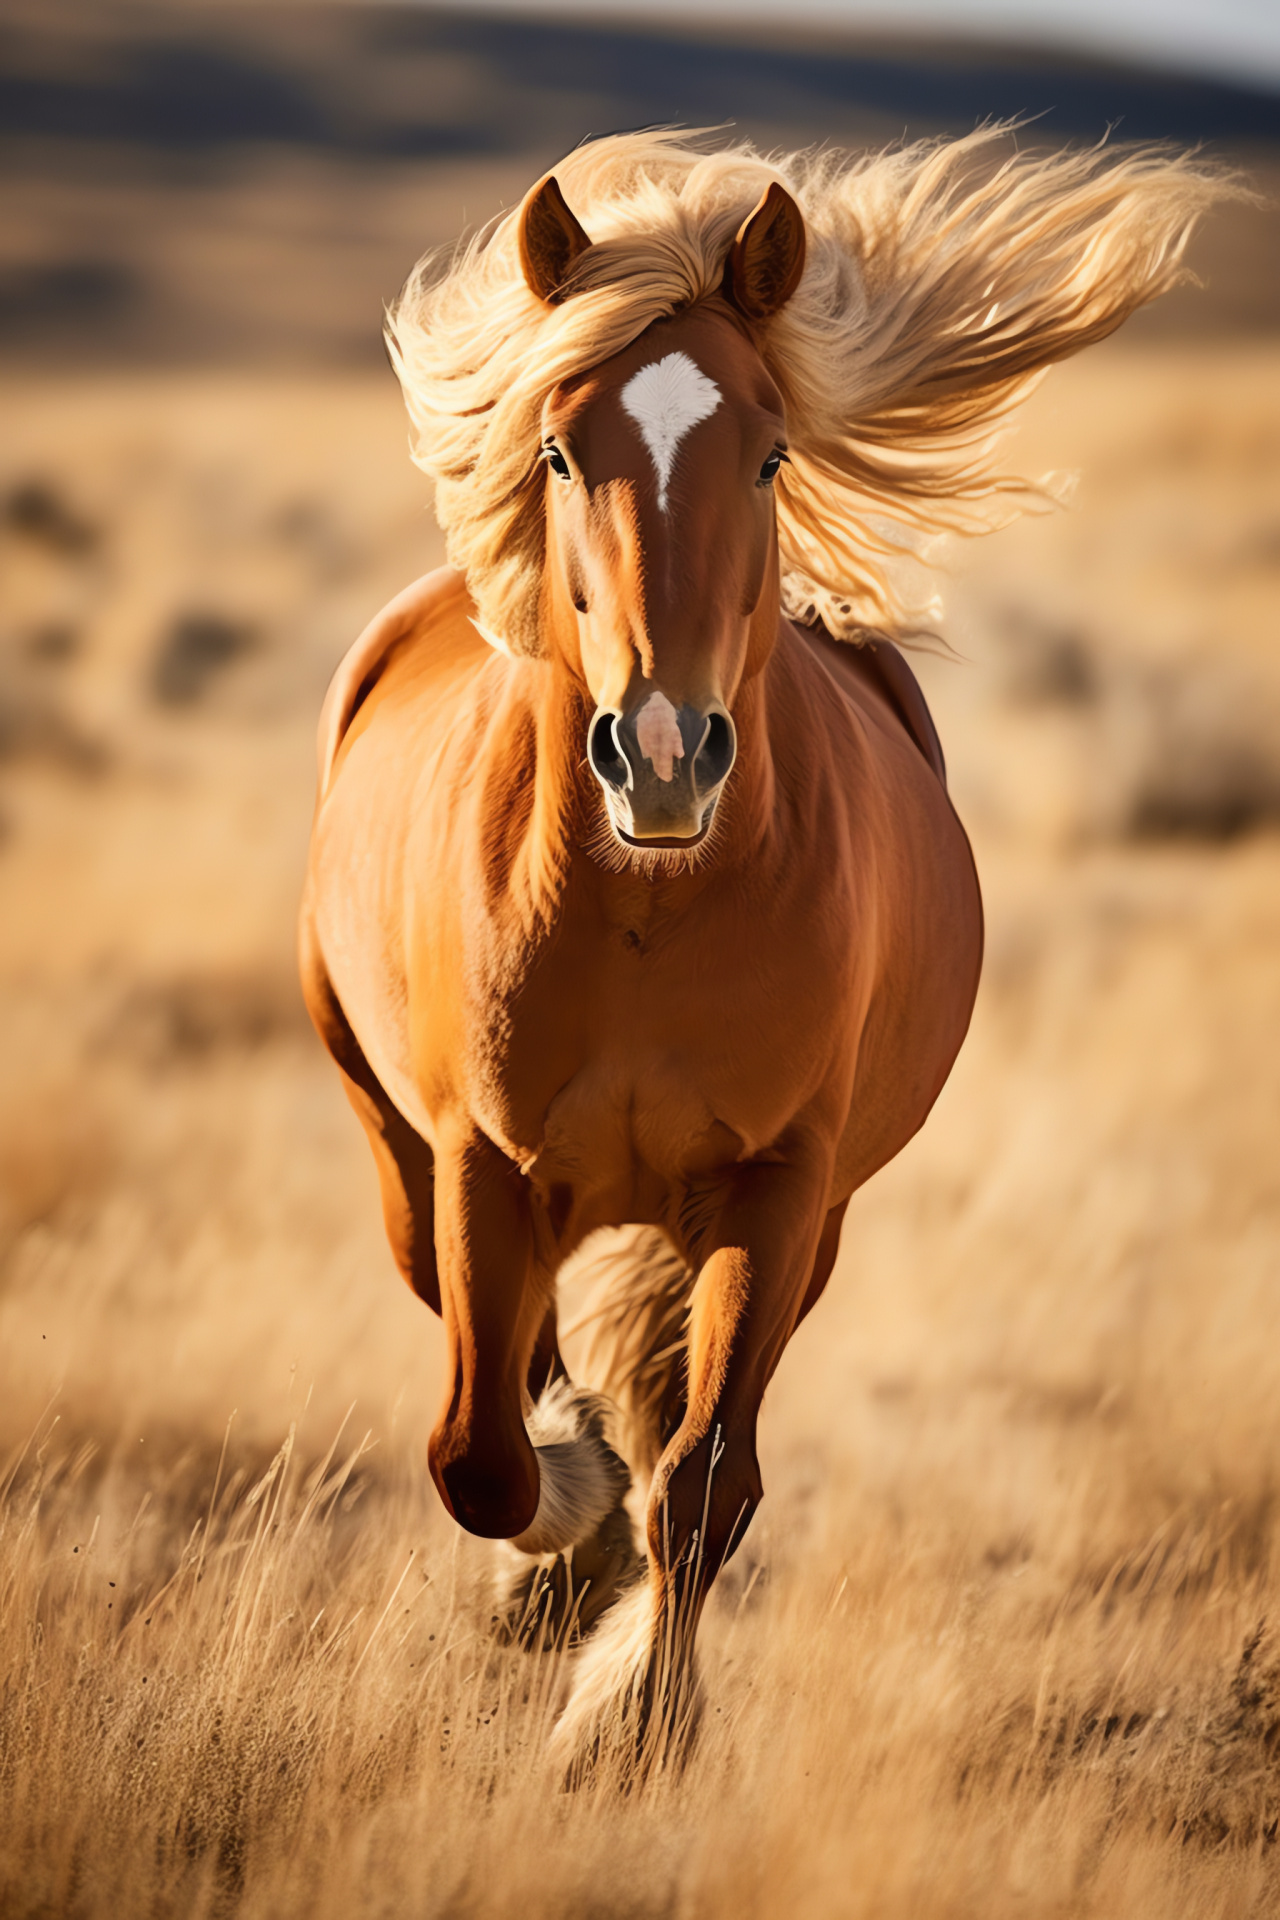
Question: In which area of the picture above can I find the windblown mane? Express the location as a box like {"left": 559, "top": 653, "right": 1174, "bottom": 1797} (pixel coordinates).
{"left": 386, "top": 127, "right": 1230, "bottom": 656}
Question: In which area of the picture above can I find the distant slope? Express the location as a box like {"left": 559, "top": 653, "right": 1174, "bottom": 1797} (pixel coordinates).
{"left": 3, "top": 3, "right": 1279, "bottom": 152}
{"left": 1, "top": 1, "right": 1275, "bottom": 365}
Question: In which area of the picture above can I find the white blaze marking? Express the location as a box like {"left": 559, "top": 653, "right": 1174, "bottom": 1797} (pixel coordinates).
{"left": 620, "top": 351, "right": 720, "bottom": 512}
{"left": 634, "top": 691, "right": 684, "bottom": 783}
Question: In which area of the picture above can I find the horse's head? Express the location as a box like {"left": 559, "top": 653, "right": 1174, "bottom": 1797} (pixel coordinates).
{"left": 520, "top": 178, "right": 805, "bottom": 852}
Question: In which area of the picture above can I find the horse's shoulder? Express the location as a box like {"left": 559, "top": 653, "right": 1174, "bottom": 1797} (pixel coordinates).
{"left": 316, "top": 567, "right": 473, "bottom": 799}
{"left": 790, "top": 620, "right": 947, "bottom": 789}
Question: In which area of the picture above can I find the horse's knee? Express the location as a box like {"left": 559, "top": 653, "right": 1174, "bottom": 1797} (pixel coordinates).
{"left": 429, "top": 1413, "right": 539, "bottom": 1540}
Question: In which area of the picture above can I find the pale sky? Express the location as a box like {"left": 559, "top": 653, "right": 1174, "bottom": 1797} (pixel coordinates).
{"left": 453, "top": 0, "right": 1280, "bottom": 91}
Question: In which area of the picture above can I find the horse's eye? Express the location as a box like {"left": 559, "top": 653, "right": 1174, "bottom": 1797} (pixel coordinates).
{"left": 758, "top": 449, "right": 787, "bottom": 486}
{"left": 543, "top": 445, "right": 572, "bottom": 481}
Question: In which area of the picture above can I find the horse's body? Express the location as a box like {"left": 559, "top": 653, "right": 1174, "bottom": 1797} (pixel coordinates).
{"left": 309, "top": 569, "right": 975, "bottom": 1255}
{"left": 300, "top": 131, "right": 1220, "bottom": 1768}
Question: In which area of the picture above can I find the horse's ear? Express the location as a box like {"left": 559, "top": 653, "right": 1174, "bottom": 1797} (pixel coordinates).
{"left": 518, "top": 175, "right": 593, "bottom": 305}
{"left": 724, "top": 183, "right": 806, "bottom": 320}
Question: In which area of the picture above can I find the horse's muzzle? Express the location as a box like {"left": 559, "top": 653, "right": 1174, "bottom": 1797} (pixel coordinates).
{"left": 587, "top": 695, "right": 736, "bottom": 846}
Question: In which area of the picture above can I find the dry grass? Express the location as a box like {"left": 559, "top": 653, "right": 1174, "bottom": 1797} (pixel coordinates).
{"left": 1, "top": 344, "right": 1279, "bottom": 1917}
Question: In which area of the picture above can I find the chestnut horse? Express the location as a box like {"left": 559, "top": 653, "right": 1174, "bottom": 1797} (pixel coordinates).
{"left": 301, "top": 132, "right": 1219, "bottom": 1770}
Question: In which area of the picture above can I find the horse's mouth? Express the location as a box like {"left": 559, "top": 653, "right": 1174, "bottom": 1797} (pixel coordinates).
{"left": 609, "top": 793, "right": 718, "bottom": 853}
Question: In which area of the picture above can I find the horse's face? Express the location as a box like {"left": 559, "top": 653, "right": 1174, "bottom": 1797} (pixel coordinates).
{"left": 540, "top": 309, "right": 786, "bottom": 848}
{"left": 521, "top": 178, "right": 806, "bottom": 852}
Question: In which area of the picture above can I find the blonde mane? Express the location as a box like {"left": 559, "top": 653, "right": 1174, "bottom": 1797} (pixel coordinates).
{"left": 386, "top": 126, "right": 1229, "bottom": 655}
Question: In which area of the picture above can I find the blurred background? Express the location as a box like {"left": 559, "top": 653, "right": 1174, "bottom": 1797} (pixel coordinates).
{"left": 2, "top": 6, "right": 1280, "bottom": 1911}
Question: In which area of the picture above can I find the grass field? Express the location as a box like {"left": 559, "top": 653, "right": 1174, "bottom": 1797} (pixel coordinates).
{"left": 1, "top": 342, "right": 1279, "bottom": 1917}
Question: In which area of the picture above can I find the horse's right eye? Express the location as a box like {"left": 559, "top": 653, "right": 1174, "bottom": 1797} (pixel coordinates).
{"left": 543, "top": 445, "right": 572, "bottom": 480}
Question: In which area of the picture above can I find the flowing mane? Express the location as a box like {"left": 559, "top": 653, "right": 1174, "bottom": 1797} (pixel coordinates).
{"left": 386, "top": 126, "right": 1226, "bottom": 655}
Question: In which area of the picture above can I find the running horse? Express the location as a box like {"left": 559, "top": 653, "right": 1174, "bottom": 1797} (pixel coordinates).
{"left": 301, "top": 130, "right": 1219, "bottom": 1771}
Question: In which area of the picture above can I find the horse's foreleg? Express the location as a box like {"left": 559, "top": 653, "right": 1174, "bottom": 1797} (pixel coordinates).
{"left": 552, "top": 1142, "right": 831, "bottom": 1775}
{"left": 430, "top": 1127, "right": 629, "bottom": 1553}
{"left": 428, "top": 1125, "right": 546, "bottom": 1539}
{"left": 656, "top": 1145, "right": 832, "bottom": 1582}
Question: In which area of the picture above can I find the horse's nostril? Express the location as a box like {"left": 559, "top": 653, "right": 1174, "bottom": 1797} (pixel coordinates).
{"left": 694, "top": 711, "right": 736, "bottom": 792}
{"left": 588, "top": 711, "right": 629, "bottom": 791}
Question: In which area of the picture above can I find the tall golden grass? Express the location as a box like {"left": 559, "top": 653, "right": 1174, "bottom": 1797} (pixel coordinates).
{"left": 1, "top": 346, "right": 1279, "bottom": 1916}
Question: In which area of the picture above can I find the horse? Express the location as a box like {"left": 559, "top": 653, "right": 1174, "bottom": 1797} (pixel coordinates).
{"left": 300, "top": 129, "right": 1221, "bottom": 1772}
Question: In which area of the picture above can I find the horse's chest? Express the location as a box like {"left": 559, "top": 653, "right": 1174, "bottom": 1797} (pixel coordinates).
{"left": 463, "top": 902, "right": 844, "bottom": 1211}
{"left": 534, "top": 1050, "right": 745, "bottom": 1188}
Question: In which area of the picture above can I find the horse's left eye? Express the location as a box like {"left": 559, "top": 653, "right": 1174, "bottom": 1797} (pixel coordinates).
{"left": 543, "top": 445, "right": 572, "bottom": 480}
{"left": 758, "top": 450, "right": 787, "bottom": 486}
